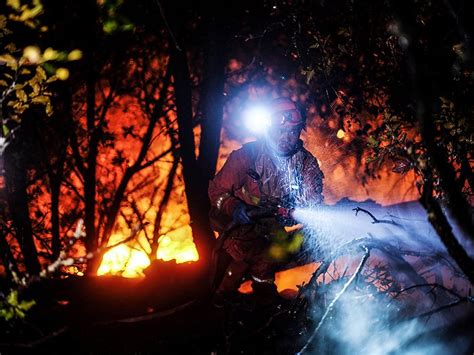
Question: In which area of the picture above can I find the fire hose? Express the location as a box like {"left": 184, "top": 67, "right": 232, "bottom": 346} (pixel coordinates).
{"left": 208, "top": 168, "right": 297, "bottom": 294}
{"left": 208, "top": 200, "right": 296, "bottom": 293}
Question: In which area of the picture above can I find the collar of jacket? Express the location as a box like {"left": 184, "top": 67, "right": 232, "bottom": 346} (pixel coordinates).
{"left": 263, "top": 139, "right": 303, "bottom": 158}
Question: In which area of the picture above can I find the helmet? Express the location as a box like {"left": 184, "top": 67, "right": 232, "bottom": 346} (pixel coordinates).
{"left": 268, "top": 97, "right": 304, "bottom": 127}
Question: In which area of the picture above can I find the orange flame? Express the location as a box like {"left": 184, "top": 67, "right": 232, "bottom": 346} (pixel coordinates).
{"left": 97, "top": 227, "right": 198, "bottom": 278}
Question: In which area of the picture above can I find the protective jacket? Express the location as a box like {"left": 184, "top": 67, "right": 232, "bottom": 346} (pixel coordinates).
{"left": 208, "top": 140, "right": 324, "bottom": 290}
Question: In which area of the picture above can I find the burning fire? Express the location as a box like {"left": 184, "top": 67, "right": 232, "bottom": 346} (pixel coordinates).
{"left": 97, "top": 226, "right": 198, "bottom": 278}
{"left": 97, "top": 243, "right": 151, "bottom": 278}
{"left": 156, "top": 228, "right": 199, "bottom": 263}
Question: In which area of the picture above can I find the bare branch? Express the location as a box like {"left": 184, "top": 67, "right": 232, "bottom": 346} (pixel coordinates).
{"left": 406, "top": 297, "right": 473, "bottom": 321}
{"left": 298, "top": 246, "right": 371, "bottom": 354}
{"left": 392, "top": 283, "right": 464, "bottom": 300}
{"left": 96, "top": 300, "right": 196, "bottom": 326}
{"left": 101, "top": 223, "right": 142, "bottom": 253}
{"left": 154, "top": 0, "right": 182, "bottom": 52}
{"left": 0, "top": 327, "right": 69, "bottom": 349}
{"left": 353, "top": 207, "right": 401, "bottom": 226}
{"left": 136, "top": 146, "right": 174, "bottom": 172}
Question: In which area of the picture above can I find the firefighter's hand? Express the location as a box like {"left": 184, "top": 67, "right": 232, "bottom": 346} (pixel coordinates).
{"left": 232, "top": 202, "right": 252, "bottom": 225}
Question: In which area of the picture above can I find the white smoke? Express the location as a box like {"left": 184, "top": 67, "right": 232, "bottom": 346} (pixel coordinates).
{"left": 293, "top": 199, "right": 473, "bottom": 354}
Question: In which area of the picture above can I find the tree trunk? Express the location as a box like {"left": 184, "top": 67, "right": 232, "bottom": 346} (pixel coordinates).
{"left": 151, "top": 155, "right": 179, "bottom": 261}
{"left": 3, "top": 146, "right": 40, "bottom": 275}
{"left": 170, "top": 49, "right": 216, "bottom": 264}
{"left": 84, "top": 61, "right": 99, "bottom": 274}
{"left": 50, "top": 172, "right": 62, "bottom": 260}
{"left": 0, "top": 228, "right": 20, "bottom": 283}
{"left": 421, "top": 182, "right": 474, "bottom": 284}
{"left": 197, "top": 16, "right": 227, "bottom": 182}
{"left": 393, "top": 0, "right": 474, "bottom": 282}
{"left": 49, "top": 85, "right": 70, "bottom": 261}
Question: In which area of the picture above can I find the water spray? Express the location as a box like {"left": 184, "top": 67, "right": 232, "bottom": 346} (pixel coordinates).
{"left": 290, "top": 201, "right": 473, "bottom": 354}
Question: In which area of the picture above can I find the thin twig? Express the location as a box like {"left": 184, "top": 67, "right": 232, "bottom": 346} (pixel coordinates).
{"left": 405, "top": 297, "right": 472, "bottom": 321}
{"left": 0, "top": 327, "right": 69, "bottom": 349}
{"left": 392, "top": 283, "right": 463, "bottom": 300}
{"left": 96, "top": 300, "right": 196, "bottom": 325}
{"left": 353, "top": 207, "right": 401, "bottom": 226}
{"left": 101, "top": 223, "right": 142, "bottom": 253}
{"left": 155, "top": 0, "right": 182, "bottom": 52}
{"left": 298, "top": 246, "right": 371, "bottom": 354}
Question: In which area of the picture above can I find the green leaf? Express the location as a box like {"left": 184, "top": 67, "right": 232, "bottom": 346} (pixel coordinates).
{"left": 0, "top": 290, "right": 36, "bottom": 321}
{"left": 6, "top": 290, "right": 18, "bottom": 306}
{"left": 103, "top": 19, "right": 118, "bottom": 33}
{"left": 42, "top": 62, "right": 56, "bottom": 75}
{"left": 18, "top": 299, "right": 36, "bottom": 312}
{"left": 3, "top": 124, "right": 10, "bottom": 136}
{"left": 121, "top": 22, "right": 134, "bottom": 31}
{"left": 0, "top": 308, "right": 14, "bottom": 321}
{"left": 7, "top": 0, "right": 20, "bottom": 10}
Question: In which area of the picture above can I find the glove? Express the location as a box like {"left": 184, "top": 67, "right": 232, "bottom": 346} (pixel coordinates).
{"left": 276, "top": 214, "right": 297, "bottom": 227}
{"left": 232, "top": 202, "right": 252, "bottom": 225}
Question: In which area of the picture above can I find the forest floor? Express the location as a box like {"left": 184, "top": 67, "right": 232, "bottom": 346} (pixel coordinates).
{"left": 1, "top": 267, "right": 473, "bottom": 355}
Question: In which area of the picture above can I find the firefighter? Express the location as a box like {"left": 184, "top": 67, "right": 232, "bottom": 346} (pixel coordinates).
{"left": 208, "top": 97, "right": 324, "bottom": 307}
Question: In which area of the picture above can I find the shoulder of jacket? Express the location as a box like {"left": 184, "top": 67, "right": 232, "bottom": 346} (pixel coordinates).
{"left": 299, "top": 146, "right": 317, "bottom": 162}
{"left": 237, "top": 140, "right": 261, "bottom": 159}
{"left": 300, "top": 147, "right": 324, "bottom": 175}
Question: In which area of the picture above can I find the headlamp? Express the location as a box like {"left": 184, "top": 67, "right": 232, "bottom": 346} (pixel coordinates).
{"left": 243, "top": 99, "right": 304, "bottom": 134}
{"left": 244, "top": 106, "right": 271, "bottom": 135}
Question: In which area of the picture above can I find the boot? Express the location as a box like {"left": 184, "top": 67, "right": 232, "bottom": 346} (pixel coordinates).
{"left": 251, "top": 279, "right": 282, "bottom": 307}
{"left": 213, "top": 260, "right": 248, "bottom": 308}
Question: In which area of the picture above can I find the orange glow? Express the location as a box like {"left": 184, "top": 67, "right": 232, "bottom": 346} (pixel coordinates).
{"left": 239, "top": 263, "right": 319, "bottom": 294}
{"left": 97, "top": 226, "right": 199, "bottom": 277}
{"left": 97, "top": 242, "right": 151, "bottom": 278}
{"left": 156, "top": 227, "right": 199, "bottom": 263}
{"left": 64, "top": 266, "right": 84, "bottom": 276}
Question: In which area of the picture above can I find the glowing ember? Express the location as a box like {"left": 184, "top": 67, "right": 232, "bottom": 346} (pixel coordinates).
{"left": 64, "top": 266, "right": 84, "bottom": 276}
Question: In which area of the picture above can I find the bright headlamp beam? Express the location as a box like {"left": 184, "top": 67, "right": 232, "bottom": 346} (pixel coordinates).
{"left": 244, "top": 106, "right": 271, "bottom": 134}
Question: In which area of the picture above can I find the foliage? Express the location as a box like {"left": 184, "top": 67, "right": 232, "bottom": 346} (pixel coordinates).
{"left": 99, "top": 0, "right": 134, "bottom": 34}
{"left": 260, "top": 0, "right": 472, "bottom": 203}
{"left": 0, "top": 0, "right": 82, "bottom": 148}
{"left": 0, "top": 289, "right": 35, "bottom": 321}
